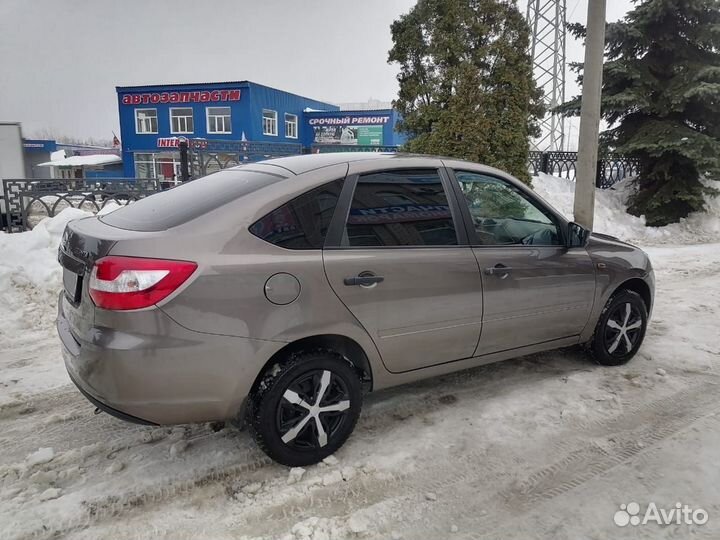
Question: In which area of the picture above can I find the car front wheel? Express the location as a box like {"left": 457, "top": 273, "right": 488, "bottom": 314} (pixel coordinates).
{"left": 247, "top": 350, "right": 363, "bottom": 466}
{"left": 589, "top": 289, "right": 648, "bottom": 366}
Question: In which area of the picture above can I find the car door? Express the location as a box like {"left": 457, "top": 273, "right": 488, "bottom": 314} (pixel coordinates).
{"left": 446, "top": 167, "right": 596, "bottom": 356}
{"left": 322, "top": 160, "right": 484, "bottom": 373}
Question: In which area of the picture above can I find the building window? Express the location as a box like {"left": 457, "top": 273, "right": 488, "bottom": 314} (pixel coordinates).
{"left": 134, "top": 152, "right": 184, "bottom": 184}
{"left": 135, "top": 109, "right": 158, "bottom": 134}
{"left": 284, "top": 113, "right": 298, "bottom": 139}
{"left": 207, "top": 107, "right": 232, "bottom": 134}
{"left": 170, "top": 108, "right": 194, "bottom": 134}
{"left": 134, "top": 153, "right": 156, "bottom": 178}
{"left": 263, "top": 110, "right": 278, "bottom": 136}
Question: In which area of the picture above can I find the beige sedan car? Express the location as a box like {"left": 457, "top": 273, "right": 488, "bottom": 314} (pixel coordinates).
{"left": 57, "top": 153, "right": 654, "bottom": 466}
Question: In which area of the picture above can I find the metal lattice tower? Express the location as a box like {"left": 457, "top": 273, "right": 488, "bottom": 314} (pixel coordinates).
{"left": 527, "top": 0, "right": 567, "bottom": 151}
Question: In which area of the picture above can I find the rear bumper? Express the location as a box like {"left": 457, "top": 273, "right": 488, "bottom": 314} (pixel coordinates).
{"left": 67, "top": 368, "right": 157, "bottom": 425}
{"left": 57, "top": 292, "right": 282, "bottom": 425}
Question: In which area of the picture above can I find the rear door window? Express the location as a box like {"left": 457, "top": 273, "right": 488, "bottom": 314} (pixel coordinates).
{"left": 100, "top": 168, "right": 286, "bottom": 231}
{"left": 343, "top": 169, "right": 457, "bottom": 247}
{"left": 249, "top": 179, "right": 344, "bottom": 249}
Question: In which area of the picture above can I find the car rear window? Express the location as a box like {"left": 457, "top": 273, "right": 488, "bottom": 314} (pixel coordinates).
{"left": 100, "top": 169, "right": 286, "bottom": 231}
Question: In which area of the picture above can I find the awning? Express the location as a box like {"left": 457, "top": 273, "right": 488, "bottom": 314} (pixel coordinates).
{"left": 38, "top": 154, "right": 122, "bottom": 167}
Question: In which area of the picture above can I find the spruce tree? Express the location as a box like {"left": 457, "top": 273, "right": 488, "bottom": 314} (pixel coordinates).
{"left": 560, "top": 0, "right": 720, "bottom": 226}
{"left": 388, "top": 0, "right": 543, "bottom": 184}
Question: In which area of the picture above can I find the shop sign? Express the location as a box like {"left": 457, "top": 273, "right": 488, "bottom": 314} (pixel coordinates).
{"left": 156, "top": 137, "right": 188, "bottom": 148}
{"left": 122, "top": 89, "right": 241, "bottom": 106}
{"left": 308, "top": 116, "right": 390, "bottom": 126}
{"left": 309, "top": 115, "right": 389, "bottom": 146}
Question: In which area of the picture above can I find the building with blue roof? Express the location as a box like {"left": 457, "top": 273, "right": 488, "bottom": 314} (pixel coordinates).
{"left": 116, "top": 81, "right": 406, "bottom": 180}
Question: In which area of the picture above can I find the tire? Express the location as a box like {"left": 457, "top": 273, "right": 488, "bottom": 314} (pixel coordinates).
{"left": 247, "top": 350, "right": 363, "bottom": 467}
{"left": 589, "top": 289, "right": 648, "bottom": 366}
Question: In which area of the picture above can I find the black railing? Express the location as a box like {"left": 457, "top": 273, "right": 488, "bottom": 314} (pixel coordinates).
{"left": 1, "top": 178, "right": 160, "bottom": 233}
{"left": 188, "top": 139, "right": 302, "bottom": 177}
{"left": 2, "top": 150, "right": 641, "bottom": 232}
{"left": 528, "top": 151, "right": 640, "bottom": 188}
{"left": 311, "top": 144, "right": 399, "bottom": 153}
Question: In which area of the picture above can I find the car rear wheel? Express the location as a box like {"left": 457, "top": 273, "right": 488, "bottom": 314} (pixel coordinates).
{"left": 247, "top": 350, "right": 363, "bottom": 466}
{"left": 589, "top": 289, "right": 648, "bottom": 366}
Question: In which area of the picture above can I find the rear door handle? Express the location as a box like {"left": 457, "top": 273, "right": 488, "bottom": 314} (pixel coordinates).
{"left": 344, "top": 275, "right": 384, "bottom": 287}
{"left": 484, "top": 264, "right": 513, "bottom": 278}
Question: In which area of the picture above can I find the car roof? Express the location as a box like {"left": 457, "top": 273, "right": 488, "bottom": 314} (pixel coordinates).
{"left": 237, "top": 152, "right": 520, "bottom": 181}
{"left": 231, "top": 152, "right": 396, "bottom": 175}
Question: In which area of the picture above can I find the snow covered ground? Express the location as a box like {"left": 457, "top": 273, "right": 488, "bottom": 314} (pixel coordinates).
{"left": 0, "top": 177, "right": 719, "bottom": 539}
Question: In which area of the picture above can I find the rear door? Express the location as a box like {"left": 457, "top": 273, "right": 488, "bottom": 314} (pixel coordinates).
{"left": 446, "top": 167, "right": 596, "bottom": 355}
{"left": 322, "top": 159, "right": 484, "bottom": 373}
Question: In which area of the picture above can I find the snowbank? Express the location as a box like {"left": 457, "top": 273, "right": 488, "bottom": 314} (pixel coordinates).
{"left": 0, "top": 209, "right": 91, "bottom": 348}
{"left": 0, "top": 202, "right": 123, "bottom": 349}
{"left": 533, "top": 173, "right": 720, "bottom": 245}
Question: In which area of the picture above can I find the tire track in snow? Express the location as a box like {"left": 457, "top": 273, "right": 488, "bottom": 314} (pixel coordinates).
{"left": 61, "top": 377, "right": 720, "bottom": 540}
{"left": 219, "top": 378, "right": 720, "bottom": 539}
{"left": 9, "top": 354, "right": 586, "bottom": 539}
{"left": 398, "top": 381, "right": 720, "bottom": 540}
{"left": 0, "top": 351, "right": 576, "bottom": 467}
{"left": 10, "top": 359, "right": 715, "bottom": 539}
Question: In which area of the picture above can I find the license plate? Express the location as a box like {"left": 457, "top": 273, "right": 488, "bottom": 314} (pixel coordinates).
{"left": 63, "top": 268, "right": 81, "bottom": 303}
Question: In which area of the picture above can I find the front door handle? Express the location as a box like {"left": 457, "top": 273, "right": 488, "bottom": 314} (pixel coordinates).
{"left": 484, "top": 264, "right": 513, "bottom": 279}
{"left": 344, "top": 274, "right": 384, "bottom": 287}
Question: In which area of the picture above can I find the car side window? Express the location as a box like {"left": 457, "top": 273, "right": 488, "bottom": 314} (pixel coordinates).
{"left": 249, "top": 179, "right": 344, "bottom": 249}
{"left": 344, "top": 169, "right": 457, "bottom": 247}
{"left": 453, "top": 171, "right": 561, "bottom": 246}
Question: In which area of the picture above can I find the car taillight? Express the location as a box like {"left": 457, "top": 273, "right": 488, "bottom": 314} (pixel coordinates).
{"left": 89, "top": 256, "right": 197, "bottom": 311}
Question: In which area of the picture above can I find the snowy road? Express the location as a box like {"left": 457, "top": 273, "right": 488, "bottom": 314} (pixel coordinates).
{"left": 0, "top": 242, "right": 718, "bottom": 540}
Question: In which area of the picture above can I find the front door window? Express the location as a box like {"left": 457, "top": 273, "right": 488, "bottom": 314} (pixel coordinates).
{"left": 454, "top": 171, "right": 561, "bottom": 246}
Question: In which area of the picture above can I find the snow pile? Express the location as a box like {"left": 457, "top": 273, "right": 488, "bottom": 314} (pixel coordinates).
{"left": 0, "top": 209, "right": 91, "bottom": 348}
{"left": 533, "top": 173, "right": 720, "bottom": 245}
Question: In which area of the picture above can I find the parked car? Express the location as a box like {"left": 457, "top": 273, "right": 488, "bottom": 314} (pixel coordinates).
{"left": 56, "top": 153, "right": 654, "bottom": 466}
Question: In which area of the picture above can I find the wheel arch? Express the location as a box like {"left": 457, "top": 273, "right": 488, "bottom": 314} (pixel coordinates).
{"left": 614, "top": 277, "right": 652, "bottom": 312}
{"left": 250, "top": 334, "right": 374, "bottom": 397}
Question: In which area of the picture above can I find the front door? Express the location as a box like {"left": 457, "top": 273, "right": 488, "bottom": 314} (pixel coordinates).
{"left": 448, "top": 169, "right": 596, "bottom": 355}
{"left": 323, "top": 165, "right": 484, "bottom": 373}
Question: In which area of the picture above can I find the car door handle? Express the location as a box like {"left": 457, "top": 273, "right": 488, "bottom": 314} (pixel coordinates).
{"left": 484, "top": 264, "right": 513, "bottom": 278}
{"left": 344, "top": 275, "right": 384, "bottom": 286}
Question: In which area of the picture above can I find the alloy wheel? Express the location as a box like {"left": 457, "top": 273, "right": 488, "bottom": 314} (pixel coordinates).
{"left": 276, "top": 369, "right": 351, "bottom": 451}
{"left": 604, "top": 302, "right": 643, "bottom": 357}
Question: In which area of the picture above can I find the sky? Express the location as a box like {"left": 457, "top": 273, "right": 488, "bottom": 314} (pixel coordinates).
{"left": 0, "top": 0, "right": 634, "bottom": 143}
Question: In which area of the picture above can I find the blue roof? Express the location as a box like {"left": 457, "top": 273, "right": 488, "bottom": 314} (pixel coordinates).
{"left": 115, "top": 80, "right": 336, "bottom": 107}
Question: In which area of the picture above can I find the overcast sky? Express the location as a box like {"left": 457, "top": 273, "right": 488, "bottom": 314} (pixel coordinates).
{"left": 0, "top": 0, "right": 633, "bottom": 142}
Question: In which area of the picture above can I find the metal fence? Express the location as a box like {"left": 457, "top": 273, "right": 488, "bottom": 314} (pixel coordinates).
{"left": 1, "top": 150, "right": 641, "bottom": 233}
{"left": 188, "top": 139, "right": 302, "bottom": 177}
{"left": 311, "top": 144, "right": 400, "bottom": 153}
{"left": 313, "top": 147, "right": 639, "bottom": 188}
{"left": 528, "top": 151, "right": 640, "bottom": 188}
{"left": 1, "top": 178, "right": 160, "bottom": 233}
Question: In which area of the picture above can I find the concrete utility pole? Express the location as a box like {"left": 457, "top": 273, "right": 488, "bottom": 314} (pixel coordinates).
{"left": 574, "top": 0, "right": 607, "bottom": 230}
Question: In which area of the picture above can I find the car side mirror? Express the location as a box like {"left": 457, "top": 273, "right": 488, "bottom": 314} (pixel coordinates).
{"left": 567, "top": 222, "right": 589, "bottom": 248}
